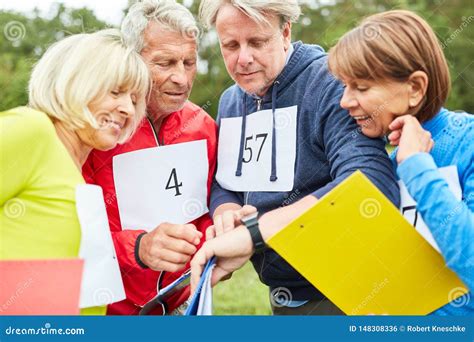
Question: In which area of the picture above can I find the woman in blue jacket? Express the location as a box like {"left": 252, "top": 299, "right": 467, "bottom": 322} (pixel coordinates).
{"left": 327, "top": 10, "right": 472, "bottom": 315}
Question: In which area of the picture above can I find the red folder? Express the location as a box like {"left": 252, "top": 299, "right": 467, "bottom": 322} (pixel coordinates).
{"left": 0, "top": 259, "right": 83, "bottom": 315}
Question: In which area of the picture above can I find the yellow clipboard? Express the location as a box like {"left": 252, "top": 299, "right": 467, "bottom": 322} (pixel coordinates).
{"left": 267, "top": 171, "right": 467, "bottom": 315}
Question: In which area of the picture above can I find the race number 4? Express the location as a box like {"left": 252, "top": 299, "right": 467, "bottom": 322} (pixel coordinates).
{"left": 165, "top": 168, "right": 183, "bottom": 197}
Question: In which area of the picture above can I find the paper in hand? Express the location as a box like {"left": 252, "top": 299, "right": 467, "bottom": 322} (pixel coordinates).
{"left": 185, "top": 257, "right": 216, "bottom": 316}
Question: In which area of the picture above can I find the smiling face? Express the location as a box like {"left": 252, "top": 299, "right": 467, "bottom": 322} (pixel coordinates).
{"left": 215, "top": 4, "right": 291, "bottom": 97}
{"left": 339, "top": 78, "right": 415, "bottom": 138}
{"left": 77, "top": 89, "right": 138, "bottom": 151}
{"left": 140, "top": 21, "right": 197, "bottom": 119}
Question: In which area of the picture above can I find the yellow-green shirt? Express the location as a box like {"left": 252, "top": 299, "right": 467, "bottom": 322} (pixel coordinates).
{"left": 0, "top": 106, "right": 105, "bottom": 315}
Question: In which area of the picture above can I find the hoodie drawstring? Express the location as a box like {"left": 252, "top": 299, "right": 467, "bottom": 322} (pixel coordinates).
{"left": 235, "top": 83, "right": 279, "bottom": 182}
{"left": 235, "top": 95, "right": 247, "bottom": 177}
{"left": 270, "top": 82, "right": 279, "bottom": 182}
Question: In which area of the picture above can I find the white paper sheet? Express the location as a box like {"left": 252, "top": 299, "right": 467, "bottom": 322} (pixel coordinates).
{"left": 76, "top": 184, "right": 126, "bottom": 308}
{"left": 113, "top": 140, "right": 209, "bottom": 231}
{"left": 399, "top": 165, "right": 462, "bottom": 253}
{"left": 216, "top": 106, "right": 298, "bottom": 192}
{"left": 196, "top": 262, "right": 215, "bottom": 315}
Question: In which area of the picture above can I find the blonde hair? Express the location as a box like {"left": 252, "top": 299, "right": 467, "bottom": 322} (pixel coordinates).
{"left": 328, "top": 10, "right": 451, "bottom": 123}
{"left": 29, "top": 29, "right": 150, "bottom": 143}
{"left": 122, "top": 0, "right": 199, "bottom": 53}
{"left": 199, "top": 0, "right": 301, "bottom": 29}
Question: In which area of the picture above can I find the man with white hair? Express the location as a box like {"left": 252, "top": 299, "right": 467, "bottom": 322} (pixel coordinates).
{"left": 198, "top": 0, "right": 400, "bottom": 315}
{"left": 83, "top": 0, "right": 218, "bottom": 315}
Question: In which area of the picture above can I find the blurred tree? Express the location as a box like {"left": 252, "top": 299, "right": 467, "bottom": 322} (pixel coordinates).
{"left": 1, "top": 0, "right": 472, "bottom": 116}
{"left": 184, "top": 0, "right": 473, "bottom": 117}
{"left": 0, "top": 4, "right": 108, "bottom": 109}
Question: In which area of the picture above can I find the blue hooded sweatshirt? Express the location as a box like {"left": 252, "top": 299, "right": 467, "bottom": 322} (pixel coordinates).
{"left": 211, "top": 42, "right": 400, "bottom": 301}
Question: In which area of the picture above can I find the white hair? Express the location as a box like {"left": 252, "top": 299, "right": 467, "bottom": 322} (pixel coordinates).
{"left": 29, "top": 29, "right": 150, "bottom": 144}
{"left": 199, "top": 0, "right": 301, "bottom": 29}
{"left": 121, "top": 0, "right": 200, "bottom": 53}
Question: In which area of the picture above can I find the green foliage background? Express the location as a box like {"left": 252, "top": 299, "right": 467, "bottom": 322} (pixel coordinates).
{"left": 1, "top": 0, "right": 473, "bottom": 118}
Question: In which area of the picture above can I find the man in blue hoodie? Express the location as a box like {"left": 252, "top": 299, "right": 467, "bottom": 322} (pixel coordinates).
{"left": 198, "top": 0, "right": 400, "bottom": 315}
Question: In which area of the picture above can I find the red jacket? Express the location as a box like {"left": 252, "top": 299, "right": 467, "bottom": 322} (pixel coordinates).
{"left": 82, "top": 102, "right": 217, "bottom": 315}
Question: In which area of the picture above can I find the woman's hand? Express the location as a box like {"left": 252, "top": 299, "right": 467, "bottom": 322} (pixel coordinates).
{"left": 190, "top": 225, "right": 254, "bottom": 294}
{"left": 388, "top": 115, "right": 434, "bottom": 164}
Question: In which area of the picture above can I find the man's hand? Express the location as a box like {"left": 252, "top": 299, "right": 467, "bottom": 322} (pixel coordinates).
{"left": 388, "top": 115, "right": 434, "bottom": 164}
{"left": 207, "top": 204, "right": 257, "bottom": 240}
{"left": 190, "top": 225, "right": 254, "bottom": 294}
{"left": 138, "top": 222, "right": 202, "bottom": 272}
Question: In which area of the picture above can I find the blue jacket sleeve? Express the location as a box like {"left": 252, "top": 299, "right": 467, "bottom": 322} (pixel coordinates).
{"left": 397, "top": 152, "right": 474, "bottom": 291}
{"left": 311, "top": 79, "right": 400, "bottom": 207}
{"left": 209, "top": 179, "right": 244, "bottom": 217}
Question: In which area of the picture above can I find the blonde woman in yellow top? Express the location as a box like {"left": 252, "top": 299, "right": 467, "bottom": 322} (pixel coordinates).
{"left": 0, "top": 29, "right": 149, "bottom": 314}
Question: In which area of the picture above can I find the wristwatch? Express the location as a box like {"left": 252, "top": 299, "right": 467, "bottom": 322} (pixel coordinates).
{"left": 240, "top": 212, "right": 266, "bottom": 254}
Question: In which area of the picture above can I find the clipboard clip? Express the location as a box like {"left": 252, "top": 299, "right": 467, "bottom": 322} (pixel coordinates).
{"left": 139, "top": 269, "right": 191, "bottom": 315}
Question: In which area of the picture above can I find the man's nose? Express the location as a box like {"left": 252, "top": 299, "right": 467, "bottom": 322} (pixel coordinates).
{"left": 170, "top": 63, "right": 188, "bottom": 86}
{"left": 237, "top": 46, "right": 254, "bottom": 67}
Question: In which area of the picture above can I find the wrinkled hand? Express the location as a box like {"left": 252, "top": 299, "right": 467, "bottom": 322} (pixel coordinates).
{"left": 388, "top": 115, "right": 434, "bottom": 164}
{"left": 138, "top": 222, "right": 202, "bottom": 272}
{"left": 190, "top": 225, "right": 254, "bottom": 294}
{"left": 206, "top": 205, "right": 257, "bottom": 240}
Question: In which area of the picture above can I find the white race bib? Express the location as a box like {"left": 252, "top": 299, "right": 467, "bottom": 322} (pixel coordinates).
{"left": 399, "top": 165, "right": 462, "bottom": 253}
{"left": 76, "top": 184, "right": 125, "bottom": 308}
{"left": 216, "top": 105, "right": 297, "bottom": 192}
{"left": 113, "top": 140, "right": 209, "bottom": 231}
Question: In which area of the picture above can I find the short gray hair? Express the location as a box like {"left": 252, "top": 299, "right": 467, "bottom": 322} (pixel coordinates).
{"left": 199, "top": 0, "right": 301, "bottom": 29}
{"left": 122, "top": 0, "right": 200, "bottom": 52}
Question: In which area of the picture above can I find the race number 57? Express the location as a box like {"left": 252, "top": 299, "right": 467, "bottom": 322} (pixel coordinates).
{"left": 242, "top": 133, "right": 268, "bottom": 163}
